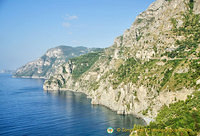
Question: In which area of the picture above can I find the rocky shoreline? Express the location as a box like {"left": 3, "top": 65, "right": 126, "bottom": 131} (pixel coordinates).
{"left": 14, "top": 0, "right": 200, "bottom": 129}
{"left": 44, "top": 88, "right": 154, "bottom": 125}
{"left": 43, "top": 0, "right": 199, "bottom": 123}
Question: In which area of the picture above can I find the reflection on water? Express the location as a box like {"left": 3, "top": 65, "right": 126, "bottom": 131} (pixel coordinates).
{"left": 0, "top": 74, "right": 145, "bottom": 136}
{"left": 45, "top": 90, "right": 146, "bottom": 136}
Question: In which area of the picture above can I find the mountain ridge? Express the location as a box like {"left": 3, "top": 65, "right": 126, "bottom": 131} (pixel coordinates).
{"left": 43, "top": 0, "right": 200, "bottom": 123}
{"left": 14, "top": 45, "right": 102, "bottom": 79}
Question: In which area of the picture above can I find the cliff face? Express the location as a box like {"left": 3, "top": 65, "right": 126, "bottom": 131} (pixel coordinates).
{"left": 14, "top": 46, "right": 101, "bottom": 79}
{"left": 43, "top": 0, "right": 200, "bottom": 119}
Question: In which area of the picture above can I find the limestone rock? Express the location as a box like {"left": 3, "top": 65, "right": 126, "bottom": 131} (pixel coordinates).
{"left": 43, "top": 0, "right": 200, "bottom": 122}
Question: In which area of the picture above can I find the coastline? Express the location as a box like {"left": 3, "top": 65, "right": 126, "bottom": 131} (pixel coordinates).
{"left": 44, "top": 88, "right": 154, "bottom": 125}
{"left": 12, "top": 75, "right": 154, "bottom": 125}
{"left": 12, "top": 75, "right": 47, "bottom": 79}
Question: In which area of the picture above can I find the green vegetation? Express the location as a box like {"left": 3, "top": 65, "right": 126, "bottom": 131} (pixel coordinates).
{"left": 136, "top": 18, "right": 143, "bottom": 24}
{"left": 160, "top": 60, "right": 181, "bottom": 88}
{"left": 57, "top": 79, "right": 62, "bottom": 87}
{"left": 62, "top": 65, "right": 67, "bottom": 73}
{"left": 130, "top": 1, "right": 200, "bottom": 133}
{"left": 14, "top": 46, "right": 103, "bottom": 78}
{"left": 131, "top": 91, "right": 200, "bottom": 136}
{"left": 136, "top": 35, "right": 143, "bottom": 41}
{"left": 142, "top": 109, "right": 148, "bottom": 116}
{"left": 116, "top": 91, "right": 121, "bottom": 102}
{"left": 148, "top": 17, "right": 155, "bottom": 23}
{"left": 126, "top": 103, "right": 131, "bottom": 110}
{"left": 57, "top": 45, "right": 102, "bottom": 57}
{"left": 153, "top": 45, "right": 157, "bottom": 54}
{"left": 112, "top": 55, "right": 199, "bottom": 91}
{"left": 71, "top": 51, "right": 102, "bottom": 79}
{"left": 112, "top": 58, "right": 140, "bottom": 88}
{"left": 167, "top": 0, "right": 200, "bottom": 58}
{"left": 90, "top": 82, "right": 100, "bottom": 90}
{"left": 190, "top": 59, "right": 200, "bottom": 88}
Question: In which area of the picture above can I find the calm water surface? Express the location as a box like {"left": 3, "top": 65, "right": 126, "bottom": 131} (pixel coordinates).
{"left": 0, "top": 74, "right": 145, "bottom": 136}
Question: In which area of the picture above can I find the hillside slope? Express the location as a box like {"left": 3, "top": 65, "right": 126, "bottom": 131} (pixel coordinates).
{"left": 43, "top": 0, "right": 200, "bottom": 121}
{"left": 14, "top": 46, "right": 101, "bottom": 79}
{"left": 131, "top": 91, "right": 200, "bottom": 135}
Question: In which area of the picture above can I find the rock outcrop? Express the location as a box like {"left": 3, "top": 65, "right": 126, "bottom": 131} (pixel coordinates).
{"left": 43, "top": 0, "right": 200, "bottom": 121}
{"left": 14, "top": 46, "right": 101, "bottom": 79}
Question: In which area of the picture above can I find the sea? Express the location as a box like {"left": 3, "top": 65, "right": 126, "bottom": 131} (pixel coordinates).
{"left": 0, "top": 74, "right": 145, "bottom": 136}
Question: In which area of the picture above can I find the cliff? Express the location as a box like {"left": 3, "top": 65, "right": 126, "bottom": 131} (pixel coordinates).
{"left": 14, "top": 46, "right": 101, "bottom": 79}
{"left": 43, "top": 0, "right": 200, "bottom": 120}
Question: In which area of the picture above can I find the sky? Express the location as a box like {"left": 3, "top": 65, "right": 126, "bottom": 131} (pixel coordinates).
{"left": 0, "top": 0, "right": 155, "bottom": 70}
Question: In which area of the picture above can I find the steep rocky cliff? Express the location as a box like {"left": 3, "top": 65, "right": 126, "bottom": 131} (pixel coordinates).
{"left": 43, "top": 0, "right": 200, "bottom": 120}
{"left": 14, "top": 46, "right": 101, "bottom": 79}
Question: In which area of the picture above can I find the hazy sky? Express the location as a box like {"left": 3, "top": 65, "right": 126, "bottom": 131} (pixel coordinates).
{"left": 0, "top": 0, "right": 155, "bottom": 70}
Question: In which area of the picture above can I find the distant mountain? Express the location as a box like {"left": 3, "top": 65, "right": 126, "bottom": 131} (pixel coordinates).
{"left": 42, "top": 0, "right": 200, "bottom": 135}
{"left": 44, "top": 0, "right": 200, "bottom": 122}
{"left": 0, "top": 70, "right": 14, "bottom": 74}
{"left": 14, "top": 46, "right": 102, "bottom": 79}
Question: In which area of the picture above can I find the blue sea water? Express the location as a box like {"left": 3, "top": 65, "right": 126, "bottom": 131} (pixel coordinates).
{"left": 0, "top": 74, "right": 145, "bottom": 136}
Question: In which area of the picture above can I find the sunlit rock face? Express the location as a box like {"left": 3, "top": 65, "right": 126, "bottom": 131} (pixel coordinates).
{"left": 14, "top": 46, "right": 101, "bottom": 79}
{"left": 44, "top": 0, "right": 200, "bottom": 121}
